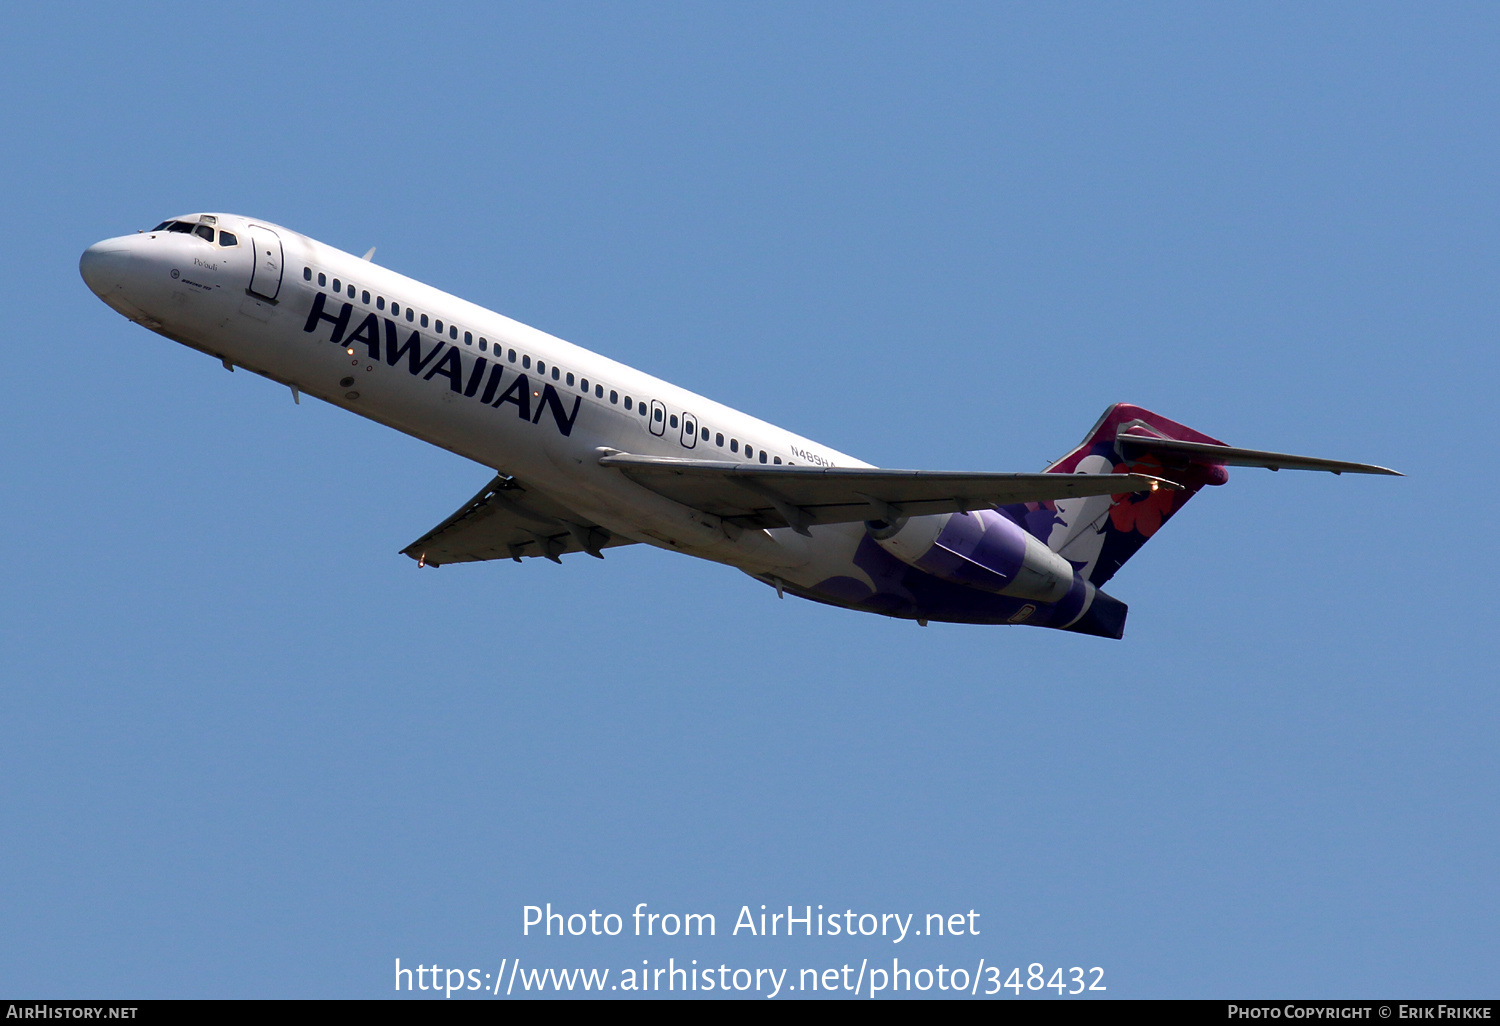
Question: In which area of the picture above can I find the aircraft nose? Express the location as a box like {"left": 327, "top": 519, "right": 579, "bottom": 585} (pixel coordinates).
{"left": 79, "top": 240, "right": 134, "bottom": 298}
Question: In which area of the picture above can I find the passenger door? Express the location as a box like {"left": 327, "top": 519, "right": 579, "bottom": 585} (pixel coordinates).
{"left": 246, "top": 224, "right": 284, "bottom": 302}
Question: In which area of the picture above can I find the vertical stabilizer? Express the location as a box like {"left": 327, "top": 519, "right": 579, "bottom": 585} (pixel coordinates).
{"left": 1001, "top": 404, "right": 1230, "bottom": 586}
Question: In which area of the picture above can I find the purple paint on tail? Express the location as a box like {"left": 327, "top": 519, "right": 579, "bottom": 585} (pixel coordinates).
{"left": 1000, "top": 404, "right": 1232, "bottom": 586}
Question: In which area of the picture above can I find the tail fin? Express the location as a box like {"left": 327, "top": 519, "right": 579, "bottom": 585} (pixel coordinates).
{"left": 1005, "top": 404, "right": 1231, "bottom": 586}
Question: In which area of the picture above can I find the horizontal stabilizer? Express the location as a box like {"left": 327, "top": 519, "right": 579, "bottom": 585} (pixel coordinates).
{"left": 401, "top": 474, "right": 635, "bottom": 566}
{"left": 1116, "top": 431, "right": 1401, "bottom": 476}
{"left": 600, "top": 452, "right": 1175, "bottom": 533}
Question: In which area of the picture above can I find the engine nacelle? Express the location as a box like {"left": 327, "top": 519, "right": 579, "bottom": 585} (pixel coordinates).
{"left": 870, "top": 509, "right": 1076, "bottom": 603}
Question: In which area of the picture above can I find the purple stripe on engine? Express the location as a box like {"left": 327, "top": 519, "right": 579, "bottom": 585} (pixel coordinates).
{"left": 912, "top": 510, "right": 1028, "bottom": 592}
{"left": 791, "top": 533, "right": 1092, "bottom": 627}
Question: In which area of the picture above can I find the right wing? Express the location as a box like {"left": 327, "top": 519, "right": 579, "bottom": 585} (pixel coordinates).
{"left": 401, "top": 475, "right": 637, "bottom": 566}
{"left": 599, "top": 453, "right": 1173, "bottom": 534}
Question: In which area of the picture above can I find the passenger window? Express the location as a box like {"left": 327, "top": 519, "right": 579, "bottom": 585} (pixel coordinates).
{"left": 746, "top": 446, "right": 754, "bottom": 459}
{"left": 552, "top": 367, "right": 560, "bottom": 380}
{"left": 640, "top": 405, "right": 648, "bottom": 417}
{"left": 194, "top": 224, "right": 215, "bottom": 241}
{"left": 478, "top": 338, "right": 487, "bottom": 352}
{"left": 464, "top": 331, "right": 472, "bottom": 345}
{"left": 761, "top": 452, "right": 769, "bottom": 463}
{"left": 773, "top": 456, "right": 781, "bottom": 464}
{"left": 332, "top": 278, "right": 341, "bottom": 291}
{"left": 537, "top": 361, "right": 545, "bottom": 374}
{"left": 421, "top": 314, "right": 429, "bottom": 327}
{"left": 566, "top": 373, "right": 575, "bottom": 386}
{"left": 701, "top": 427, "right": 709, "bottom": 440}
{"left": 303, "top": 267, "right": 311, "bottom": 281}
{"left": 362, "top": 290, "right": 370, "bottom": 304}
{"left": 450, "top": 326, "right": 458, "bottom": 339}
{"left": 655, "top": 409, "right": 664, "bottom": 423}
{"left": 406, "top": 308, "right": 414, "bottom": 322}
{"left": 610, "top": 390, "right": 618, "bottom": 404}
{"left": 716, "top": 433, "right": 724, "bottom": 446}
{"left": 377, "top": 297, "right": 385, "bottom": 310}
{"left": 730, "top": 439, "right": 738, "bottom": 453}
{"left": 669, "top": 414, "right": 678, "bottom": 428}
{"left": 522, "top": 355, "right": 531, "bottom": 369}
{"left": 595, "top": 384, "right": 603, "bottom": 398}
{"left": 624, "top": 397, "right": 632, "bottom": 410}
{"left": 318, "top": 272, "right": 327, "bottom": 287}
{"left": 347, "top": 284, "right": 355, "bottom": 298}
{"left": 435, "top": 320, "right": 443, "bottom": 333}
{"left": 508, "top": 349, "right": 516, "bottom": 363}
{"left": 218, "top": 232, "right": 238, "bottom": 247}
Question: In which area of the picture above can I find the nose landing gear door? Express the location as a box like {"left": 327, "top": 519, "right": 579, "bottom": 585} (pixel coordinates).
{"left": 246, "top": 224, "right": 284, "bottom": 302}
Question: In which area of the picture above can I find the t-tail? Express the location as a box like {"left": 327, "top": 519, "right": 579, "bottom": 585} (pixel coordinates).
{"left": 1000, "top": 403, "right": 1400, "bottom": 639}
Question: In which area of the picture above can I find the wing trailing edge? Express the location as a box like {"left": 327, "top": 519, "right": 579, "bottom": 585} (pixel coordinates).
{"left": 598, "top": 452, "right": 1174, "bottom": 534}
{"left": 401, "top": 474, "right": 635, "bottom": 566}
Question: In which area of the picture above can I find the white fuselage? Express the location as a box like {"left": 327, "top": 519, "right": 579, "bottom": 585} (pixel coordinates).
{"left": 80, "top": 214, "right": 1392, "bottom": 639}
{"left": 80, "top": 212, "right": 876, "bottom": 587}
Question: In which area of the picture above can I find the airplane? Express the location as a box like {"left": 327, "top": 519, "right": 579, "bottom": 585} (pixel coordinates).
{"left": 79, "top": 213, "right": 1399, "bottom": 639}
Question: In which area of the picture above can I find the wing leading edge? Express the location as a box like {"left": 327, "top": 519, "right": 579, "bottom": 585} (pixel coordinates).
{"left": 598, "top": 452, "right": 1174, "bottom": 535}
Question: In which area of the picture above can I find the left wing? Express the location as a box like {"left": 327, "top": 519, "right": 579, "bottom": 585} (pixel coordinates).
{"left": 402, "top": 474, "right": 636, "bottom": 566}
{"left": 599, "top": 453, "right": 1173, "bottom": 535}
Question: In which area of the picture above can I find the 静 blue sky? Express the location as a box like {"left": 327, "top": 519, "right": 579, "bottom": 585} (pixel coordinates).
{"left": 1, "top": 1, "right": 1495, "bottom": 999}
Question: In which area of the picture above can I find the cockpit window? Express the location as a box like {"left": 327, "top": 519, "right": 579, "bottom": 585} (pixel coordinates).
{"left": 153, "top": 219, "right": 225, "bottom": 237}
{"left": 218, "top": 231, "right": 238, "bottom": 247}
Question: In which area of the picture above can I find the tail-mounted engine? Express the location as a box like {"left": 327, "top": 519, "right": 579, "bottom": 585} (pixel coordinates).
{"left": 869, "top": 509, "right": 1076, "bottom": 603}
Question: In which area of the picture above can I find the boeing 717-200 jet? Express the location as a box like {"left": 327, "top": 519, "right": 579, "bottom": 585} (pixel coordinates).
{"left": 79, "top": 213, "right": 1398, "bottom": 639}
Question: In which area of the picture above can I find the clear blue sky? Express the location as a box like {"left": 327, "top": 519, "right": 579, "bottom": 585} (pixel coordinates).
{"left": 2, "top": 1, "right": 1495, "bottom": 999}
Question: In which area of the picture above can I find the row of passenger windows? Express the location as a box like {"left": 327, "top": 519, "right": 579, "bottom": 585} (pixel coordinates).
{"left": 304, "top": 266, "right": 790, "bottom": 464}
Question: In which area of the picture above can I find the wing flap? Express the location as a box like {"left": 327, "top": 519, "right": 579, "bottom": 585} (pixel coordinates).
{"left": 401, "top": 475, "right": 635, "bottom": 566}
{"left": 599, "top": 453, "right": 1174, "bottom": 531}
